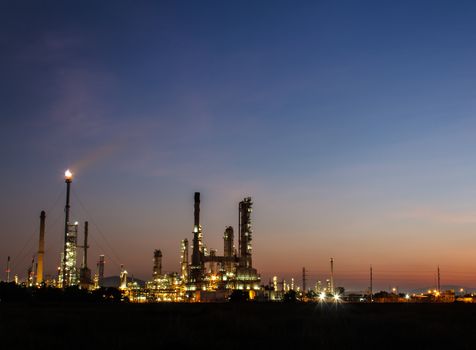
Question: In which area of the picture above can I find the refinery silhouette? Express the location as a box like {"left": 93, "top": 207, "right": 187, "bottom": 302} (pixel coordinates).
{"left": 1, "top": 170, "right": 471, "bottom": 304}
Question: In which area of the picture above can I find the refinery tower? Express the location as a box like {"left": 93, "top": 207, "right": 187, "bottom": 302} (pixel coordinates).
{"left": 186, "top": 192, "right": 260, "bottom": 294}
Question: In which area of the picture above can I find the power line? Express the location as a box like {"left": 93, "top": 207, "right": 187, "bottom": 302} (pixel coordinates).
{"left": 71, "top": 188, "right": 123, "bottom": 270}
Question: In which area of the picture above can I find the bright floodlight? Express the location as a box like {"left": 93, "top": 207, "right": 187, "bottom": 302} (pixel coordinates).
{"left": 333, "top": 293, "right": 341, "bottom": 302}
{"left": 65, "top": 169, "right": 73, "bottom": 180}
{"left": 318, "top": 292, "right": 326, "bottom": 301}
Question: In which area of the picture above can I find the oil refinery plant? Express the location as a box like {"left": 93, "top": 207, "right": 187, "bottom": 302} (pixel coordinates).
{"left": 12, "top": 169, "right": 261, "bottom": 302}
{"left": 144, "top": 192, "right": 261, "bottom": 302}
{"left": 3, "top": 170, "right": 471, "bottom": 304}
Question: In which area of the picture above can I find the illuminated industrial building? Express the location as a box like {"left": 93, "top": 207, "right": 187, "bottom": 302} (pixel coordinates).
{"left": 137, "top": 192, "right": 261, "bottom": 302}
{"left": 59, "top": 221, "right": 79, "bottom": 287}
{"left": 145, "top": 249, "right": 183, "bottom": 301}
{"left": 11, "top": 169, "right": 264, "bottom": 301}
{"left": 180, "top": 239, "right": 189, "bottom": 282}
{"left": 57, "top": 170, "right": 83, "bottom": 288}
{"left": 184, "top": 193, "right": 261, "bottom": 299}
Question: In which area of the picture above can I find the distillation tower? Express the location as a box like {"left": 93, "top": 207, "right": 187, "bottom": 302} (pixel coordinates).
{"left": 185, "top": 193, "right": 260, "bottom": 294}
{"left": 180, "top": 239, "right": 189, "bottom": 282}
{"left": 153, "top": 249, "right": 162, "bottom": 280}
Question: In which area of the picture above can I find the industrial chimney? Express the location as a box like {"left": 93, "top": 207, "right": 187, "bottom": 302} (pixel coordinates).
{"left": 190, "top": 192, "right": 203, "bottom": 283}
{"left": 37, "top": 210, "right": 46, "bottom": 284}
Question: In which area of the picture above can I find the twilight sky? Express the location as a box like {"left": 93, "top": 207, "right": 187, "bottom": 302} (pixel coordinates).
{"left": 1, "top": 0, "right": 476, "bottom": 291}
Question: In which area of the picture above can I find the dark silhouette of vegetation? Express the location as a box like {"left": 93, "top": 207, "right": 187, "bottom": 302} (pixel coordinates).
{"left": 283, "top": 290, "right": 297, "bottom": 302}
{"left": 0, "top": 282, "right": 124, "bottom": 303}
{"left": 305, "top": 290, "right": 317, "bottom": 299}
{"left": 228, "top": 289, "right": 250, "bottom": 302}
{"left": 0, "top": 282, "right": 30, "bottom": 302}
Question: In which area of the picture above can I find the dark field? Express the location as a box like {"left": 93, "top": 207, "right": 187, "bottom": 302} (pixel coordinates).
{"left": 1, "top": 302, "right": 476, "bottom": 349}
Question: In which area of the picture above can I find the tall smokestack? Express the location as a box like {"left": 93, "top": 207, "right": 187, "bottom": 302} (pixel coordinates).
{"left": 62, "top": 169, "right": 73, "bottom": 287}
{"left": 190, "top": 192, "right": 203, "bottom": 283}
{"left": 194, "top": 192, "right": 200, "bottom": 230}
{"left": 37, "top": 210, "right": 46, "bottom": 284}
{"left": 194, "top": 192, "right": 203, "bottom": 253}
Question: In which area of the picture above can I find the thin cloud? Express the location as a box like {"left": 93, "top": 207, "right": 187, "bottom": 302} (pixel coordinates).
{"left": 394, "top": 207, "right": 476, "bottom": 225}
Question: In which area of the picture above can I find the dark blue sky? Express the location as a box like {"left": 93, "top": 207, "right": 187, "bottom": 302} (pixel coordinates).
{"left": 2, "top": 1, "right": 476, "bottom": 290}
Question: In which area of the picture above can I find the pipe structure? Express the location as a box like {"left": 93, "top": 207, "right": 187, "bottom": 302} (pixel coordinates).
{"left": 37, "top": 211, "right": 46, "bottom": 284}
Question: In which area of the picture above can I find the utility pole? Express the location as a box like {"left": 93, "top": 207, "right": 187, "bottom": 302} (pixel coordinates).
{"left": 330, "top": 257, "right": 334, "bottom": 295}
{"left": 437, "top": 265, "right": 441, "bottom": 293}
{"left": 370, "top": 265, "right": 373, "bottom": 303}
{"left": 6, "top": 256, "right": 11, "bottom": 282}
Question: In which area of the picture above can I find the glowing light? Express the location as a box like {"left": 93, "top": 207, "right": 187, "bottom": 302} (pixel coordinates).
{"left": 318, "top": 292, "right": 326, "bottom": 302}
{"left": 333, "top": 293, "right": 341, "bottom": 302}
{"left": 65, "top": 169, "right": 73, "bottom": 180}
{"left": 405, "top": 294, "right": 410, "bottom": 299}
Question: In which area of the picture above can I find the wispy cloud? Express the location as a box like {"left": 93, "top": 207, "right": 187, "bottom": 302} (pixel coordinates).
{"left": 393, "top": 207, "right": 476, "bottom": 225}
